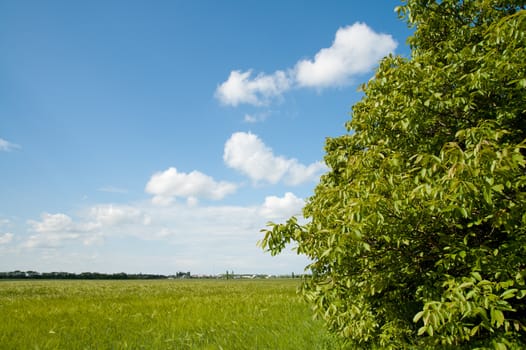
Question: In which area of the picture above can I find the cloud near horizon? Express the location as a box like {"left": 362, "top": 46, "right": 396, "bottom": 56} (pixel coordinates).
{"left": 20, "top": 191, "right": 304, "bottom": 251}
{"left": 13, "top": 193, "right": 310, "bottom": 274}
{"left": 215, "top": 22, "right": 397, "bottom": 106}
{"left": 223, "top": 132, "right": 326, "bottom": 185}
{"left": 26, "top": 213, "right": 91, "bottom": 248}
{"left": 0, "top": 233, "right": 14, "bottom": 245}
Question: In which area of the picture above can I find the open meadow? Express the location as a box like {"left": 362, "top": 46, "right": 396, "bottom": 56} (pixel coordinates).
{"left": 0, "top": 278, "right": 339, "bottom": 349}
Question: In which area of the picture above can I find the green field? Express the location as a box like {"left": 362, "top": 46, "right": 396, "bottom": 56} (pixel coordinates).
{"left": 0, "top": 279, "right": 339, "bottom": 349}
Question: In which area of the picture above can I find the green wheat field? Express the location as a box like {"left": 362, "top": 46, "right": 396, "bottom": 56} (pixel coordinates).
{"left": 0, "top": 278, "right": 340, "bottom": 349}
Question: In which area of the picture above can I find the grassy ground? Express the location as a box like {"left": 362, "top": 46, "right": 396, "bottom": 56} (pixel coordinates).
{"left": 0, "top": 278, "right": 339, "bottom": 349}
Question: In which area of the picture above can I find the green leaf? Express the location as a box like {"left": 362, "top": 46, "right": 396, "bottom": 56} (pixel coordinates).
{"left": 470, "top": 325, "right": 480, "bottom": 336}
{"left": 494, "top": 342, "right": 507, "bottom": 350}
{"left": 472, "top": 272, "right": 482, "bottom": 282}
{"left": 492, "top": 184, "right": 504, "bottom": 193}
{"left": 491, "top": 309, "right": 505, "bottom": 327}
{"left": 500, "top": 289, "right": 517, "bottom": 300}
{"left": 413, "top": 311, "right": 424, "bottom": 323}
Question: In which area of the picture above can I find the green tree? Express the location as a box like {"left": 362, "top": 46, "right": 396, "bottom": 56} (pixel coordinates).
{"left": 260, "top": 1, "right": 526, "bottom": 348}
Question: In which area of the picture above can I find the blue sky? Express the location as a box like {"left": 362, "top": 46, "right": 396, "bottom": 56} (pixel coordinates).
{"left": 0, "top": 1, "right": 412, "bottom": 275}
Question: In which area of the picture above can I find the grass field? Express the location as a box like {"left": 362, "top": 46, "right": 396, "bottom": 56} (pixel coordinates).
{"left": 0, "top": 278, "right": 339, "bottom": 349}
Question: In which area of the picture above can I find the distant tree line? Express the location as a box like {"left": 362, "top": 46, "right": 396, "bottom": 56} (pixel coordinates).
{"left": 0, "top": 270, "right": 190, "bottom": 280}
{"left": 0, "top": 270, "right": 308, "bottom": 280}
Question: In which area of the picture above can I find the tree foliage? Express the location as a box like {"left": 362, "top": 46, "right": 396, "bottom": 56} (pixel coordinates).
{"left": 260, "top": 1, "right": 526, "bottom": 348}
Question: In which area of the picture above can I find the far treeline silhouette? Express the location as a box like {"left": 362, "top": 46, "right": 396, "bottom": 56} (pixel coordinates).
{"left": 0, "top": 271, "right": 303, "bottom": 280}
{"left": 0, "top": 270, "right": 190, "bottom": 280}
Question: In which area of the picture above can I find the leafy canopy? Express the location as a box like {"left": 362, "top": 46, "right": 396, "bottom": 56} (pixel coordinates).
{"left": 260, "top": 1, "right": 526, "bottom": 349}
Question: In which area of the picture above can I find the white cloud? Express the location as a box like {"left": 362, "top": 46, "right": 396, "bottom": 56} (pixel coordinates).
{"left": 0, "top": 138, "right": 20, "bottom": 152}
{"left": 215, "top": 22, "right": 396, "bottom": 106}
{"left": 28, "top": 213, "right": 74, "bottom": 233}
{"left": 260, "top": 192, "right": 304, "bottom": 220}
{"left": 15, "top": 195, "right": 313, "bottom": 274}
{"left": 294, "top": 23, "right": 397, "bottom": 87}
{"left": 145, "top": 167, "right": 238, "bottom": 205}
{"left": 223, "top": 132, "right": 326, "bottom": 185}
{"left": 23, "top": 206, "right": 151, "bottom": 249}
{"left": 0, "top": 233, "right": 14, "bottom": 245}
{"left": 215, "top": 70, "right": 291, "bottom": 106}
{"left": 26, "top": 213, "right": 82, "bottom": 248}
{"left": 88, "top": 204, "right": 145, "bottom": 226}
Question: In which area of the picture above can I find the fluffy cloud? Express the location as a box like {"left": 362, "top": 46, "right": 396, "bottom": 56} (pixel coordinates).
{"left": 15, "top": 191, "right": 313, "bottom": 273}
{"left": 28, "top": 213, "right": 74, "bottom": 233}
{"left": 0, "top": 138, "right": 20, "bottom": 152}
{"left": 260, "top": 192, "right": 304, "bottom": 219}
{"left": 24, "top": 206, "right": 151, "bottom": 249}
{"left": 145, "top": 167, "right": 238, "bottom": 205}
{"left": 26, "top": 213, "right": 85, "bottom": 248}
{"left": 215, "top": 22, "right": 396, "bottom": 106}
{"left": 295, "top": 23, "right": 397, "bottom": 87}
{"left": 0, "top": 233, "right": 14, "bottom": 245}
{"left": 88, "top": 204, "right": 148, "bottom": 226}
{"left": 224, "top": 132, "right": 326, "bottom": 185}
{"left": 215, "top": 70, "right": 291, "bottom": 106}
